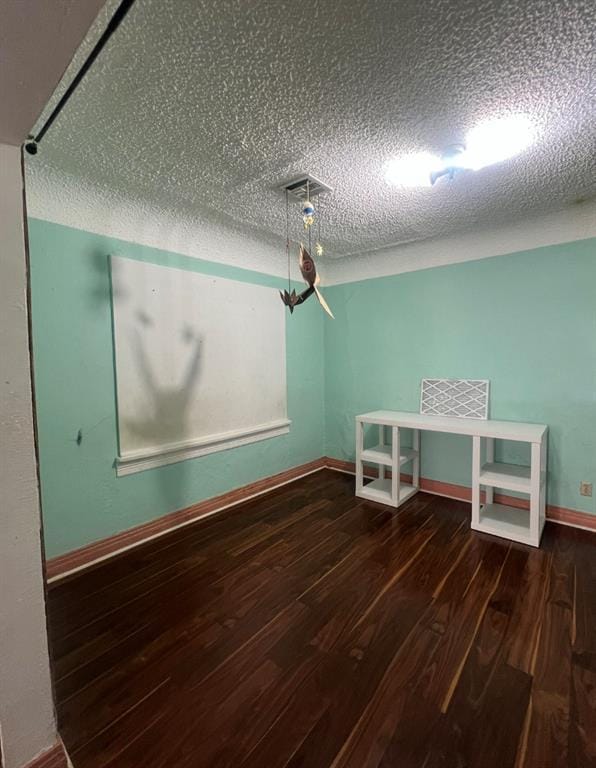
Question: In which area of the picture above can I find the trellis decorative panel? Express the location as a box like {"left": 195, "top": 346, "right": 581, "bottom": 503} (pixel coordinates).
{"left": 420, "top": 379, "right": 490, "bottom": 420}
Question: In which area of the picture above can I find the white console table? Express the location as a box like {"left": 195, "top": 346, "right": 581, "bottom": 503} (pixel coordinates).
{"left": 355, "top": 411, "right": 548, "bottom": 547}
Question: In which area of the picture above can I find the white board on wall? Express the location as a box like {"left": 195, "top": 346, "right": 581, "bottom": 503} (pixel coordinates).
{"left": 110, "top": 255, "right": 289, "bottom": 475}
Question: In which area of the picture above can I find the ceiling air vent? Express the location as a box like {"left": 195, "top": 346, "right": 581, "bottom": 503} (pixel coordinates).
{"left": 280, "top": 174, "right": 333, "bottom": 200}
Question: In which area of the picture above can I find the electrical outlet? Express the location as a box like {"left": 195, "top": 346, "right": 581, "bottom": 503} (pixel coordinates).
{"left": 580, "top": 481, "right": 592, "bottom": 497}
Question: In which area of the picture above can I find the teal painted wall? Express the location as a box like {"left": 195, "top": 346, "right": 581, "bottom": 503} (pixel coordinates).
{"left": 28, "top": 220, "right": 595, "bottom": 558}
{"left": 28, "top": 219, "right": 325, "bottom": 558}
{"left": 324, "top": 239, "right": 596, "bottom": 516}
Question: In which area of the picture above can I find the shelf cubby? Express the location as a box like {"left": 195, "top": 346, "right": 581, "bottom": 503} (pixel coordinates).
{"left": 361, "top": 445, "right": 418, "bottom": 467}
{"left": 477, "top": 503, "right": 535, "bottom": 547}
{"left": 359, "top": 477, "right": 392, "bottom": 503}
{"left": 355, "top": 422, "right": 420, "bottom": 509}
{"left": 472, "top": 437, "right": 547, "bottom": 548}
{"left": 479, "top": 462, "right": 532, "bottom": 493}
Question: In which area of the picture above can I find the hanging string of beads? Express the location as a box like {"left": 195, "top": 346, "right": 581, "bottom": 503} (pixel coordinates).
{"left": 301, "top": 180, "right": 316, "bottom": 256}
{"left": 315, "top": 194, "right": 324, "bottom": 256}
{"left": 302, "top": 179, "right": 315, "bottom": 233}
{"left": 286, "top": 188, "right": 291, "bottom": 295}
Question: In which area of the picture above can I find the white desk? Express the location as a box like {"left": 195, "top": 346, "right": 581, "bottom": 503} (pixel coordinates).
{"left": 355, "top": 410, "right": 548, "bottom": 547}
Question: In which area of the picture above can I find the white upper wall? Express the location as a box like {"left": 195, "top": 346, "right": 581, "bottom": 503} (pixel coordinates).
{"left": 323, "top": 200, "right": 596, "bottom": 285}
{"left": 26, "top": 164, "right": 306, "bottom": 282}
{"left": 26, "top": 163, "right": 596, "bottom": 286}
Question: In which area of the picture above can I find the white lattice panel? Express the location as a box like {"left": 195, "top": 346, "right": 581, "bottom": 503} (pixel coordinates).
{"left": 420, "top": 379, "right": 490, "bottom": 420}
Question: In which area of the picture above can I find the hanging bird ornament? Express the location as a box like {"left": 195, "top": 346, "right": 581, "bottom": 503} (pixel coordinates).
{"left": 279, "top": 244, "right": 334, "bottom": 318}
{"left": 299, "top": 243, "right": 334, "bottom": 318}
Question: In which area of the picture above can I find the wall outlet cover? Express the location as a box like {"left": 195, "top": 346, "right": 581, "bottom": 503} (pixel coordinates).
{"left": 580, "top": 481, "right": 592, "bottom": 497}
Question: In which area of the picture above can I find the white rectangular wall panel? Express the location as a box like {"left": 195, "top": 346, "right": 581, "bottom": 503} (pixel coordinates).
{"left": 420, "top": 378, "right": 489, "bottom": 420}
{"left": 111, "top": 256, "right": 288, "bottom": 474}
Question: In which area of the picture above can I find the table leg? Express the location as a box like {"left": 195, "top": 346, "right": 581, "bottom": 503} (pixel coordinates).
{"left": 472, "top": 435, "right": 481, "bottom": 528}
{"left": 485, "top": 437, "right": 494, "bottom": 505}
{"left": 530, "top": 440, "right": 542, "bottom": 546}
{"left": 392, "top": 426, "right": 400, "bottom": 507}
{"left": 539, "top": 433, "right": 547, "bottom": 534}
{"left": 378, "top": 424, "right": 385, "bottom": 481}
{"left": 355, "top": 419, "right": 364, "bottom": 495}
{"left": 413, "top": 429, "right": 420, "bottom": 489}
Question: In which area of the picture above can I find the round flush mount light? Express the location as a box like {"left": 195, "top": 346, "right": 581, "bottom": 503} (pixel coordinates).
{"left": 384, "top": 151, "right": 444, "bottom": 188}
{"left": 385, "top": 115, "right": 535, "bottom": 187}
{"left": 464, "top": 115, "right": 535, "bottom": 170}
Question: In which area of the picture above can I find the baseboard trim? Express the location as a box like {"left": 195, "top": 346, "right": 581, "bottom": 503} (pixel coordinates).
{"left": 25, "top": 742, "right": 68, "bottom": 768}
{"left": 325, "top": 457, "right": 596, "bottom": 532}
{"left": 46, "top": 454, "right": 595, "bottom": 581}
{"left": 46, "top": 457, "right": 326, "bottom": 582}
{"left": 544, "top": 504, "right": 596, "bottom": 532}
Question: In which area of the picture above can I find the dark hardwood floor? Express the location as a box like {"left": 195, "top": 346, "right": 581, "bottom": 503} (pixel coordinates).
{"left": 47, "top": 469, "right": 596, "bottom": 768}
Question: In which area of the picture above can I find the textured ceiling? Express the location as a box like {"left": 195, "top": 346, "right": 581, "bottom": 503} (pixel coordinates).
{"left": 27, "top": 0, "right": 596, "bottom": 258}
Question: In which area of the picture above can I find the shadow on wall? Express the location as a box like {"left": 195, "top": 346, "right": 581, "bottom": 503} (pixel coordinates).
{"left": 125, "top": 322, "right": 202, "bottom": 446}
{"left": 124, "top": 317, "right": 203, "bottom": 512}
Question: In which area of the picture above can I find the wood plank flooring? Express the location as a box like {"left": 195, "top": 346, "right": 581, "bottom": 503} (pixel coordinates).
{"left": 47, "top": 470, "right": 596, "bottom": 768}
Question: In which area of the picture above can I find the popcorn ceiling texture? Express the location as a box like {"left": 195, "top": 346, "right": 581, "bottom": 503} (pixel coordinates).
{"left": 26, "top": 0, "right": 596, "bottom": 261}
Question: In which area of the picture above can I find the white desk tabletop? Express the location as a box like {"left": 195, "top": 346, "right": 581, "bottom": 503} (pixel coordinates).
{"left": 356, "top": 410, "right": 547, "bottom": 443}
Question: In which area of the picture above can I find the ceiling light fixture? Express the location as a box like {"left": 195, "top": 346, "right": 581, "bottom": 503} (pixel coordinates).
{"left": 384, "top": 151, "right": 443, "bottom": 188}
{"left": 384, "top": 115, "right": 535, "bottom": 187}
{"left": 463, "top": 116, "right": 535, "bottom": 170}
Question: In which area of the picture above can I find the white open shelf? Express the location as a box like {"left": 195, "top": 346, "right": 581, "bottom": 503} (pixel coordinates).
{"left": 397, "top": 483, "right": 418, "bottom": 504}
{"left": 359, "top": 479, "right": 418, "bottom": 506}
{"left": 360, "top": 444, "right": 392, "bottom": 466}
{"left": 473, "top": 503, "right": 544, "bottom": 547}
{"left": 361, "top": 445, "right": 418, "bottom": 467}
{"left": 358, "top": 478, "right": 391, "bottom": 503}
{"left": 473, "top": 436, "right": 546, "bottom": 547}
{"left": 355, "top": 421, "right": 421, "bottom": 509}
{"left": 399, "top": 447, "right": 418, "bottom": 466}
{"left": 479, "top": 462, "right": 532, "bottom": 493}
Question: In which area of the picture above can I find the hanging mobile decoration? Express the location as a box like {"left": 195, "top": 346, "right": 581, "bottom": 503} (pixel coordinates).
{"left": 299, "top": 244, "right": 334, "bottom": 318}
{"left": 315, "top": 194, "right": 324, "bottom": 257}
{"left": 302, "top": 199, "right": 315, "bottom": 229}
{"left": 279, "top": 178, "right": 334, "bottom": 319}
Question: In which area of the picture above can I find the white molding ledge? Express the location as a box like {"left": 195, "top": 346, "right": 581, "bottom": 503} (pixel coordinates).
{"left": 116, "top": 419, "right": 291, "bottom": 476}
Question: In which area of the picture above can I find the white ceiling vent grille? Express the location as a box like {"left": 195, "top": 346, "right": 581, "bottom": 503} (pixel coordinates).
{"left": 281, "top": 175, "right": 333, "bottom": 200}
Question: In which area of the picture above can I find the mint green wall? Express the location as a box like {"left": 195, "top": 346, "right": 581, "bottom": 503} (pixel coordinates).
{"left": 324, "top": 239, "right": 596, "bottom": 516}
{"left": 28, "top": 219, "right": 325, "bottom": 558}
{"left": 28, "top": 221, "right": 595, "bottom": 558}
